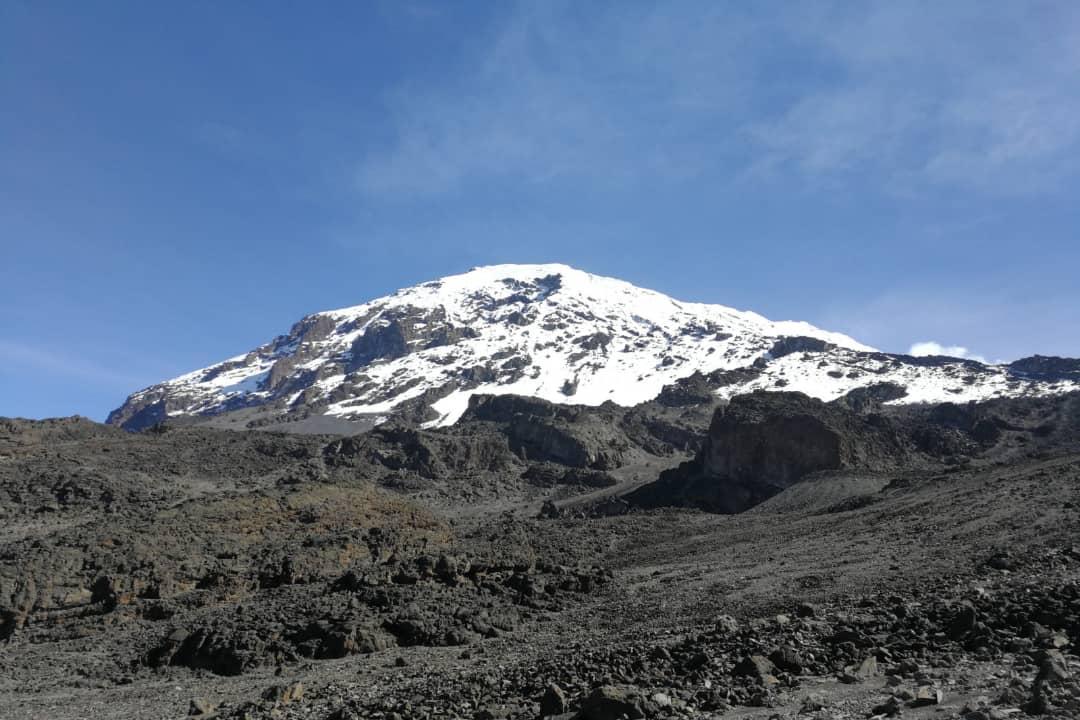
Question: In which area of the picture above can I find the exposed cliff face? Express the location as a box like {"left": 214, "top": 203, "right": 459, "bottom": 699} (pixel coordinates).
{"left": 320, "top": 392, "right": 697, "bottom": 495}
{"left": 628, "top": 389, "right": 1080, "bottom": 514}
{"left": 323, "top": 421, "right": 521, "bottom": 480}
{"left": 628, "top": 391, "right": 907, "bottom": 513}
{"left": 461, "top": 395, "right": 633, "bottom": 470}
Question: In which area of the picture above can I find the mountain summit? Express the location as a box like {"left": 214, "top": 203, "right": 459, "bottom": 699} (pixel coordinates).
{"left": 107, "top": 263, "right": 1079, "bottom": 431}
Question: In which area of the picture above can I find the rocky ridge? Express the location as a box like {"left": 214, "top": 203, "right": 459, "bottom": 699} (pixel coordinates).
{"left": 106, "top": 265, "right": 1080, "bottom": 432}
{"left": 629, "top": 389, "right": 1080, "bottom": 514}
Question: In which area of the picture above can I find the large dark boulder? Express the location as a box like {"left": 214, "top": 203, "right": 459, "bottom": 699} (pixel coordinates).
{"left": 628, "top": 391, "right": 906, "bottom": 513}
{"left": 654, "top": 371, "right": 717, "bottom": 407}
{"left": 462, "top": 395, "right": 630, "bottom": 470}
{"left": 768, "top": 335, "right": 835, "bottom": 358}
{"left": 833, "top": 382, "right": 908, "bottom": 413}
{"left": 324, "top": 421, "right": 519, "bottom": 479}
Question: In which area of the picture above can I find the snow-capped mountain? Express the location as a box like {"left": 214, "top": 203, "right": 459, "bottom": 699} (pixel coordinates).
{"left": 107, "top": 264, "right": 1080, "bottom": 431}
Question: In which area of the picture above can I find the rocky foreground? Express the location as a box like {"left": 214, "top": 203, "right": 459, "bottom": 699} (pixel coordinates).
{"left": 2, "top": 387, "right": 1079, "bottom": 719}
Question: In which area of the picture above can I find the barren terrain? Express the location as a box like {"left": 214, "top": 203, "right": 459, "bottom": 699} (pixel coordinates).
{"left": 2, "top": 388, "right": 1078, "bottom": 719}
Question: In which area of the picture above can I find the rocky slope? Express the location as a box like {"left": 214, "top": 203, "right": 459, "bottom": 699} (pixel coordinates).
{"left": 629, "top": 389, "right": 1080, "bottom": 514}
{"left": 0, "top": 387, "right": 713, "bottom": 650}
{"left": 4, "top": 386, "right": 1080, "bottom": 719}
{"left": 106, "top": 264, "right": 1080, "bottom": 432}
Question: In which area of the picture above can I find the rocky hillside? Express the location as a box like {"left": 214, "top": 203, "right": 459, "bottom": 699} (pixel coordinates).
{"left": 6, "top": 385, "right": 1080, "bottom": 719}
{"left": 106, "top": 264, "right": 1080, "bottom": 432}
{"left": 629, "top": 389, "right": 1080, "bottom": 513}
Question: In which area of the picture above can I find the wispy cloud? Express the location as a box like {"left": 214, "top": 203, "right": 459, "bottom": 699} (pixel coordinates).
{"left": 0, "top": 340, "right": 147, "bottom": 388}
{"left": 355, "top": 3, "right": 755, "bottom": 197}
{"left": 746, "top": 86, "right": 924, "bottom": 177}
{"left": 816, "top": 287, "right": 1080, "bottom": 364}
{"left": 193, "top": 121, "right": 252, "bottom": 154}
{"left": 755, "top": 3, "right": 1080, "bottom": 194}
{"left": 354, "top": 2, "right": 1080, "bottom": 198}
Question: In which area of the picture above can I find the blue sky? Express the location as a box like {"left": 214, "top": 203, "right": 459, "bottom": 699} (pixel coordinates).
{"left": 3, "top": 1, "right": 1080, "bottom": 420}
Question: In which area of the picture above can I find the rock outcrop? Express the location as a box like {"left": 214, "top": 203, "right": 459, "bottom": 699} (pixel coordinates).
{"left": 628, "top": 391, "right": 907, "bottom": 512}
{"left": 630, "top": 389, "right": 1080, "bottom": 514}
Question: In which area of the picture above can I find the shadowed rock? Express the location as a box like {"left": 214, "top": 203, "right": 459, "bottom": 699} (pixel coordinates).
{"left": 628, "top": 391, "right": 906, "bottom": 513}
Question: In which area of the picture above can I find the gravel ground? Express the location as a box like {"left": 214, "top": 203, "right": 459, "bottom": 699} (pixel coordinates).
{"left": 2, "top": 394, "right": 1079, "bottom": 719}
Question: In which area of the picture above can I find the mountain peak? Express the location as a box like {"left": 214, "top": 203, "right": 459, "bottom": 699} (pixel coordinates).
{"left": 107, "top": 266, "right": 1078, "bottom": 432}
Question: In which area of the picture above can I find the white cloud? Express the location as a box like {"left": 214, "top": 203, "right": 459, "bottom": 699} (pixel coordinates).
{"left": 750, "top": 4, "right": 1080, "bottom": 193}
{"left": 354, "top": 4, "right": 763, "bottom": 198}
{"left": 747, "top": 86, "right": 923, "bottom": 175}
{"left": 0, "top": 340, "right": 146, "bottom": 387}
{"left": 354, "top": 2, "right": 1080, "bottom": 198}
{"left": 908, "top": 341, "right": 985, "bottom": 364}
{"left": 815, "top": 288, "right": 1080, "bottom": 364}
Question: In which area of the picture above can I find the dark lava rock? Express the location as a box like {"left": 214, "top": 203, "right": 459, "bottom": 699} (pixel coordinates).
{"left": 148, "top": 626, "right": 286, "bottom": 676}
{"left": 769, "top": 645, "right": 804, "bottom": 674}
{"left": 1027, "top": 649, "right": 1073, "bottom": 714}
{"left": 768, "top": 336, "right": 835, "bottom": 358}
{"left": 986, "top": 552, "right": 1016, "bottom": 571}
{"left": 578, "top": 685, "right": 648, "bottom": 720}
{"left": 626, "top": 389, "right": 1080, "bottom": 515}
{"left": 733, "top": 655, "right": 778, "bottom": 684}
{"left": 628, "top": 391, "right": 907, "bottom": 512}
{"left": 947, "top": 601, "right": 978, "bottom": 640}
{"left": 654, "top": 371, "right": 721, "bottom": 407}
{"left": 834, "top": 382, "right": 909, "bottom": 413}
{"left": 463, "top": 395, "right": 631, "bottom": 470}
{"left": 324, "top": 421, "right": 519, "bottom": 479}
{"left": 872, "top": 696, "right": 903, "bottom": 717}
{"left": 1007, "top": 355, "right": 1080, "bottom": 382}
{"left": 291, "top": 620, "right": 395, "bottom": 659}
{"left": 540, "top": 683, "right": 568, "bottom": 717}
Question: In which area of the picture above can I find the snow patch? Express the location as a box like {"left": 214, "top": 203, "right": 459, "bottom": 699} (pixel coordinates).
{"left": 112, "top": 263, "right": 1079, "bottom": 429}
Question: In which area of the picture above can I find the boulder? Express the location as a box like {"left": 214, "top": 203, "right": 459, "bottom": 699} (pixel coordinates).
{"left": 769, "top": 645, "right": 804, "bottom": 674}
{"left": 733, "top": 655, "right": 779, "bottom": 684}
{"left": 909, "top": 685, "right": 943, "bottom": 707}
{"left": 629, "top": 391, "right": 906, "bottom": 513}
{"left": 262, "top": 682, "right": 304, "bottom": 705}
{"left": 540, "top": 683, "right": 568, "bottom": 717}
{"left": 188, "top": 698, "right": 216, "bottom": 716}
{"left": 578, "top": 685, "right": 647, "bottom": 720}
